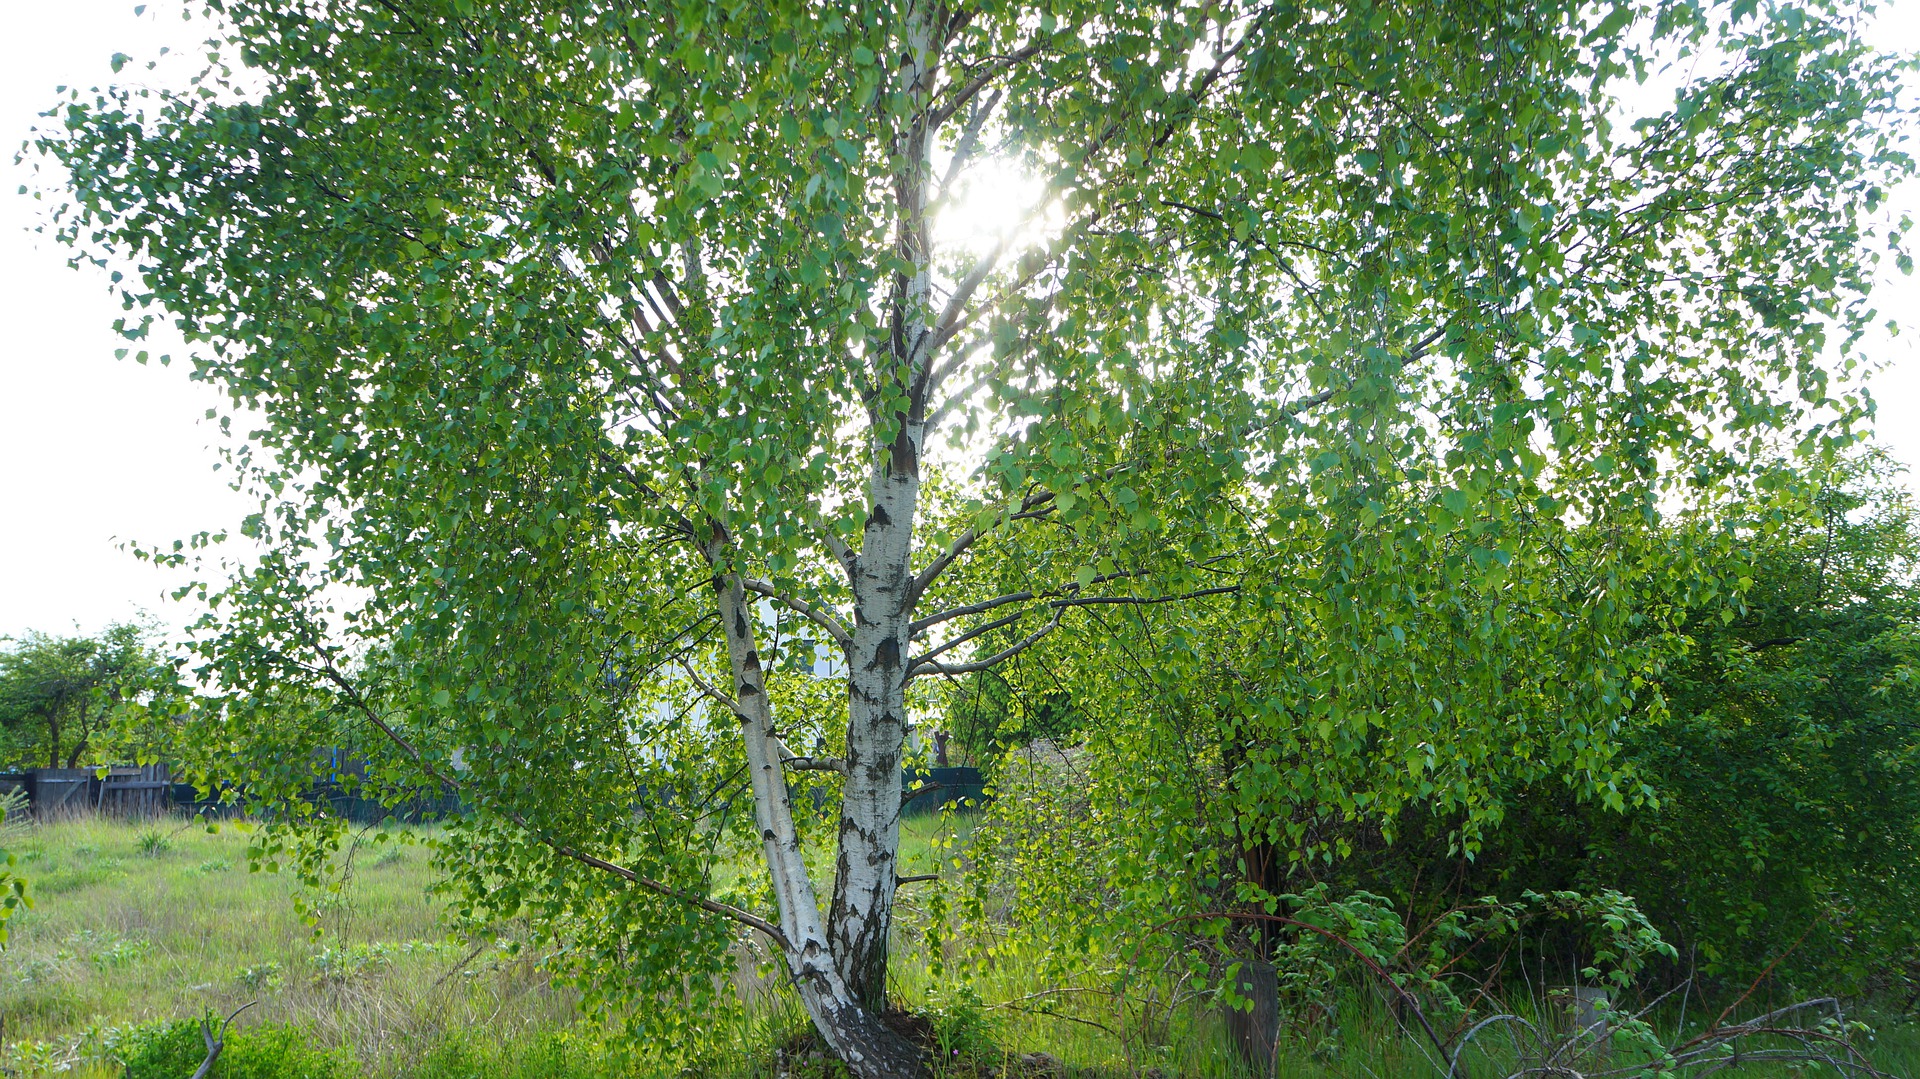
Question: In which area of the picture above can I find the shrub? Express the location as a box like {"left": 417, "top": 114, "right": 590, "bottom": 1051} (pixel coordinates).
{"left": 115, "top": 1017, "right": 352, "bottom": 1079}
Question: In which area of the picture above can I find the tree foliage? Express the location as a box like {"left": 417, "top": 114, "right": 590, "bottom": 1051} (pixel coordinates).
{"left": 29, "top": 0, "right": 1911, "bottom": 1067}
{"left": 1368, "top": 456, "right": 1920, "bottom": 996}
{"left": 0, "top": 622, "right": 171, "bottom": 771}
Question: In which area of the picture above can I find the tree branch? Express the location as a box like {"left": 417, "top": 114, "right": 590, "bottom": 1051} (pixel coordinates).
{"left": 677, "top": 658, "right": 742, "bottom": 716}
{"left": 908, "top": 488, "right": 1056, "bottom": 604}
{"left": 929, "top": 42, "right": 1048, "bottom": 131}
{"left": 913, "top": 607, "right": 1035, "bottom": 665}
{"left": 1048, "top": 585, "right": 1239, "bottom": 609}
{"left": 739, "top": 577, "right": 853, "bottom": 648}
{"left": 536, "top": 831, "right": 790, "bottom": 948}
{"left": 908, "top": 607, "right": 1063, "bottom": 679}
{"left": 279, "top": 639, "right": 788, "bottom": 948}
{"left": 911, "top": 590, "right": 1036, "bottom": 636}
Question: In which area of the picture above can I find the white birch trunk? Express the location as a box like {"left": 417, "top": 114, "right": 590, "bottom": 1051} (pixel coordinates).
{"left": 712, "top": 572, "right": 925, "bottom": 1077}
{"left": 724, "top": 6, "right": 942, "bottom": 1071}
{"left": 827, "top": 0, "right": 940, "bottom": 1013}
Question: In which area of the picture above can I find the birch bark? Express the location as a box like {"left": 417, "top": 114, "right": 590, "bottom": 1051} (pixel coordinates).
{"left": 711, "top": 570, "right": 925, "bottom": 1077}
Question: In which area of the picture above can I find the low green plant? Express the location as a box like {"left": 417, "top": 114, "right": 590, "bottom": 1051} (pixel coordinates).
{"left": 0, "top": 787, "right": 28, "bottom": 841}
{"left": 925, "top": 982, "right": 999, "bottom": 1073}
{"left": 408, "top": 1028, "right": 631, "bottom": 1079}
{"left": 134, "top": 829, "right": 173, "bottom": 858}
{"left": 114, "top": 1016, "right": 353, "bottom": 1079}
{"left": 306, "top": 942, "right": 394, "bottom": 985}
{"left": 236, "top": 961, "right": 283, "bottom": 993}
{"left": 89, "top": 936, "right": 155, "bottom": 970}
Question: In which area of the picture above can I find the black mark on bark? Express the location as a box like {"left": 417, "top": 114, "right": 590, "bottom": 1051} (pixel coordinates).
{"left": 865, "top": 635, "right": 900, "bottom": 672}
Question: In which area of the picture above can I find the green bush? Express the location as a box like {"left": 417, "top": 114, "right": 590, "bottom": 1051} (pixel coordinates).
{"left": 115, "top": 1017, "right": 352, "bottom": 1079}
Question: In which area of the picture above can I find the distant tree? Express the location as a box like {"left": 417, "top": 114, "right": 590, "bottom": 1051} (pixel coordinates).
{"left": 0, "top": 623, "right": 169, "bottom": 770}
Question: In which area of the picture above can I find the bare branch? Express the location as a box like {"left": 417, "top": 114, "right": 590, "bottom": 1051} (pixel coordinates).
{"left": 537, "top": 833, "right": 791, "bottom": 949}
{"left": 783, "top": 755, "right": 850, "bottom": 774}
{"left": 677, "top": 658, "right": 742, "bottom": 715}
{"left": 189, "top": 1001, "right": 257, "bottom": 1079}
{"left": 597, "top": 450, "right": 701, "bottom": 542}
{"left": 929, "top": 42, "right": 1048, "bottom": 131}
{"left": 909, "top": 488, "right": 1056, "bottom": 604}
{"left": 1048, "top": 585, "right": 1238, "bottom": 609}
{"left": 739, "top": 577, "right": 853, "bottom": 648}
{"left": 911, "top": 589, "right": 1036, "bottom": 635}
{"left": 935, "top": 87, "right": 1002, "bottom": 198}
{"left": 914, "top": 607, "right": 1034, "bottom": 665}
{"left": 908, "top": 607, "right": 1063, "bottom": 679}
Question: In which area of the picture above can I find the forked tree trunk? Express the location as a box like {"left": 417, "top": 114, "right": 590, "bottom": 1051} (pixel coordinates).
{"left": 718, "top": 6, "right": 940, "bottom": 1071}
{"left": 712, "top": 570, "right": 926, "bottom": 1078}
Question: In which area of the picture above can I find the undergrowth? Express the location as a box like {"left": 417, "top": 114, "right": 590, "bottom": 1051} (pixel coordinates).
{"left": 0, "top": 817, "right": 1915, "bottom": 1079}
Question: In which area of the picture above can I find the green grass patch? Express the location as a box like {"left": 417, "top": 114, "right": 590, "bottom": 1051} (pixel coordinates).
{"left": 1, "top": 815, "right": 1914, "bottom": 1079}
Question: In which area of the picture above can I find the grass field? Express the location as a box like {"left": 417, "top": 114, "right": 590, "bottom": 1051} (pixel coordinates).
{"left": 0, "top": 815, "right": 589, "bottom": 1076}
{"left": 1, "top": 816, "right": 1914, "bottom": 1078}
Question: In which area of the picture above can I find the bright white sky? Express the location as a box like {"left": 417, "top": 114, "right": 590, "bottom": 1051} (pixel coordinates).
{"left": 3, "top": 0, "right": 1920, "bottom": 640}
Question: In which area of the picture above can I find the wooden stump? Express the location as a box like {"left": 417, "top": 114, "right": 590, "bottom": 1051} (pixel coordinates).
{"left": 1221, "top": 959, "right": 1279, "bottom": 1073}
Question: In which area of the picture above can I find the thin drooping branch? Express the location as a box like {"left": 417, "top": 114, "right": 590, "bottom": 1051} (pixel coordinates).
{"left": 276, "top": 638, "right": 786, "bottom": 946}
{"left": 537, "top": 830, "right": 791, "bottom": 948}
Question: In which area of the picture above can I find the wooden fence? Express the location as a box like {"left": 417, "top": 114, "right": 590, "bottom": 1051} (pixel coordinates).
{"left": 0, "top": 764, "right": 175, "bottom": 819}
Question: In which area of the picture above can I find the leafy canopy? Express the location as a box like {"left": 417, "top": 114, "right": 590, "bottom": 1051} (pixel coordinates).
{"left": 24, "top": 0, "right": 1913, "bottom": 1049}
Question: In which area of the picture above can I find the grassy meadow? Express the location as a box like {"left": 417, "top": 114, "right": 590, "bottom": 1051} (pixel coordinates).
{"left": 0, "top": 815, "right": 1914, "bottom": 1079}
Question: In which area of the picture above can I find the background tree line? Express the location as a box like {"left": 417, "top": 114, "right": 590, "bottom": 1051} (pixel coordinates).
{"left": 0, "top": 621, "right": 173, "bottom": 771}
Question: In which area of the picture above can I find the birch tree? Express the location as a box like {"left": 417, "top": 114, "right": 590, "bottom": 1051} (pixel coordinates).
{"left": 36, "top": 0, "right": 1907, "bottom": 1070}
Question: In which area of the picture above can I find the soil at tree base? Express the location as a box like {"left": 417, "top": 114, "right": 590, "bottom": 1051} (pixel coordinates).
{"left": 773, "top": 1010, "right": 1137, "bottom": 1079}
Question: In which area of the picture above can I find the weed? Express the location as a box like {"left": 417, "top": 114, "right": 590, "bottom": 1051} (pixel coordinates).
{"left": 237, "top": 960, "right": 284, "bottom": 993}
{"left": 307, "top": 943, "right": 394, "bottom": 985}
{"left": 0, "top": 787, "right": 27, "bottom": 840}
{"left": 134, "top": 829, "right": 172, "bottom": 857}
{"left": 90, "top": 936, "right": 155, "bottom": 969}
{"left": 193, "top": 857, "right": 234, "bottom": 875}
{"left": 115, "top": 1016, "right": 353, "bottom": 1079}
